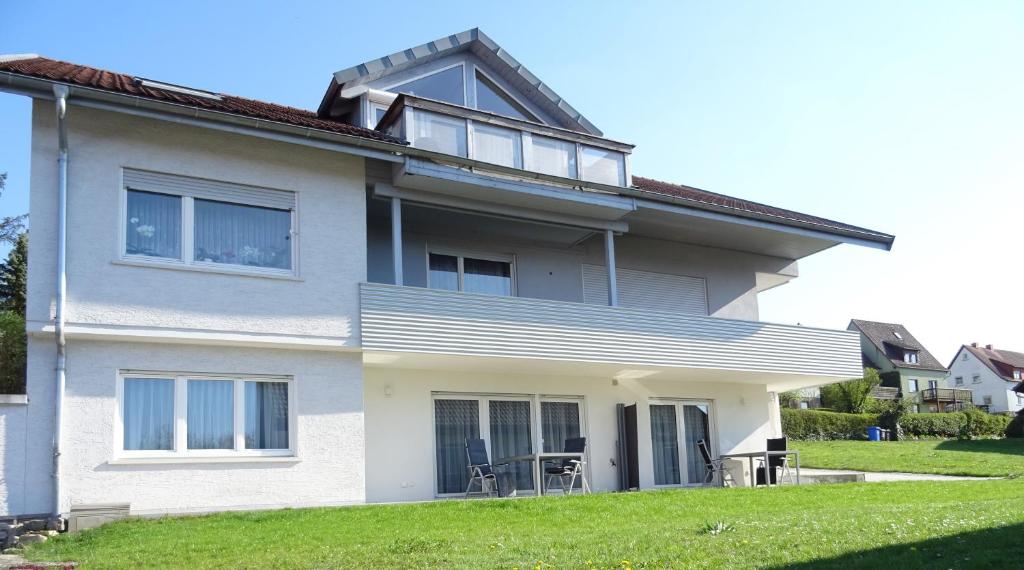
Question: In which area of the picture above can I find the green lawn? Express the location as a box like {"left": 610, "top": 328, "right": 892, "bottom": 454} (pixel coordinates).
{"left": 26, "top": 480, "right": 1024, "bottom": 569}
{"left": 793, "top": 439, "right": 1024, "bottom": 477}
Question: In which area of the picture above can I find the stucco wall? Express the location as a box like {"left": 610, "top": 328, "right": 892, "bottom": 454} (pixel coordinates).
{"left": 45, "top": 340, "right": 364, "bottom": 515}
{"left": 948, "top": 349, "right": 1023, "bottom": 413}
{"left": 27, "top": 101, "right": 367, "bottom": 340}
{"left": 363, "top": 367, "right": 775, "bottom": 503}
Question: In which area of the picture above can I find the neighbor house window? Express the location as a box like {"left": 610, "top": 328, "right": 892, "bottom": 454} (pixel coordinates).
{"left": 973, "top": 374, "right": 981, "bottom": 384}
{"left": 907, "top": 379, "right": 918, "bottom": 392}
{"left": 955, "top": 376, "right": 964, "bottom": 386}
{"left": 903, "top": 350, "right": 919, "bottom": 364}
{"left": 118, "top": 373, "right": 293, "bottom": 458}
{"left": 428, "top": 251, "right": 514, "bottom": 296}
{"left": 1018, "top": 394, "right": 1024, "bottom": 406}
{"left": 927, "top": 380, "right": 938, "bottom": 390}
{"left": 1014, "top": 370, "right": 1022, "bottom": 380}
{"left": 122, "top": 169, "right": 296, "bottom": 276}
{"left": 983, "top": 395, "right": 993, "bottom": 406}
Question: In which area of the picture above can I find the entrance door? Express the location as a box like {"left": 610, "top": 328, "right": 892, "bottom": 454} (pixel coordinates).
{"left": 649, "top": 401, "right": 713, "bottom": 486}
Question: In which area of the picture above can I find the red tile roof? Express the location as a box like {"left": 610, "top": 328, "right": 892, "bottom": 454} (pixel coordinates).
{"left": 0, "top": 56, "right": 405, "bottom": 145}
{"left": 632, "top": 176, "right": 892, "bottom": 244}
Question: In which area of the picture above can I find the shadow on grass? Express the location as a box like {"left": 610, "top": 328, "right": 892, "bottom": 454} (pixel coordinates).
{"left": 769, "top": 522, "right": 1024, "bottom": 569}
{"left": 934, "top": 439, "right": 1024, "bottom": 457}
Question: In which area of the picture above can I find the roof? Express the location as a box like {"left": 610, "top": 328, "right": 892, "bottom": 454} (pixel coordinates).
{"left": 0, "top": 55, "right": 404, "bottom": 145}
{"left": 320, "top": 28, "right": 602, "bottom": 136}
{"left": 960, "top": 344, "right": 1024, "bottom": 382}
{"left": 0, "top": 54, "right": 895, "bottom": 250}
{"left": 632, "top": 177, "right": 894, "bottom": 248}
{"left": 849, "top": 319, "right": 947, "bottom": 372}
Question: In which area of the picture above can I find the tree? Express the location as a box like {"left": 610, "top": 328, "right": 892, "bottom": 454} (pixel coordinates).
{"left": 0, "top": 310, "right": 26, "bottom": 394}
{"left": 0, "top": 172, "right": 28, "bottom": 245}
{"left": 819, "top": 368, "right": 881, "bottom": 413}
{"left": 0, "top": 232, "right": 27, "bottom": 316}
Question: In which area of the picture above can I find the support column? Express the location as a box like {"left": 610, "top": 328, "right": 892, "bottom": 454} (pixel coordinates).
{"left": 605, "top": 229, "right": 618, "bottom": 307}
{"left": 391, "top": 197, "right": 403, "bottom": 286}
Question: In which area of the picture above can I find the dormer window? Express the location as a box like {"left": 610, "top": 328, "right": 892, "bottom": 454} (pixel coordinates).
{"left": 904, "top": 350, "right": 919, "bottom": 364}
{"left": 388, "top": 65, "right": 466, "bottom": 106}
{"left": 1014, "top": 369, "right": 1022, "bottom": 380}
{"left": 474, "top": 69, "right": 538, "bottom": 122}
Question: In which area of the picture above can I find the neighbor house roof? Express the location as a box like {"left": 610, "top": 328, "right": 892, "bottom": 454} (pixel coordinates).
{"left": 849, "top": 319, "right": 947, "bottom": 372}
{"left": 0, "top": 55, "right": 405, "bottom": 144}
{"left": 959, "top": 344, "right": 1024, "bottom": 383}
{"left": 0, "top": 54, "right": 894, "bottom": 251}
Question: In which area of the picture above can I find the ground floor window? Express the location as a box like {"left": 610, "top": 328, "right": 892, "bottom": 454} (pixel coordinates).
{"left": 118, "top": 372, "right": 293, "bottom": 459}
{"left": 432, "top": 393, "right": 585, "bottom": 496}
{"left": 650, "top": 401, "right": 713, "bottom": 486}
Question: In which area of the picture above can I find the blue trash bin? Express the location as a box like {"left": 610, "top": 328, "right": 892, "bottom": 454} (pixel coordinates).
{"left": 867, "top": 426, "right": 882, "bottom": 441}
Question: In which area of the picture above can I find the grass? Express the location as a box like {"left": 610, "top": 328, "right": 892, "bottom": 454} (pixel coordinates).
{"left": 793, "top": 439, "right": 1024, "bottom": 477}
{"left": 25, "top": 479, "right": 1024, "bottom": 569}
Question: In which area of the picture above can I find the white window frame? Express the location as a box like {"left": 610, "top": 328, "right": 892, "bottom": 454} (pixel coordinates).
{"left": 1014, "top": 370, "right": 1022, "bottom": 380}
{"left": 904, "top": 350, "right": 919, "bottom": 364}
{"left": 114, "top": 371, "right": 297, "bottom": 461}
{"left": 429, "top": 391, "right": 587, "bottom": 498}
{"left": 907, "top": 379, "right": 919, "bottom": 393}
{"left": 118, "top": 172, "right": 299, "bottom": 279}
{"left": 648, "top": 398, "right": 718, "bottom": 488}
{"left": 425, "top": 247, "right": 517, "bottom": 296}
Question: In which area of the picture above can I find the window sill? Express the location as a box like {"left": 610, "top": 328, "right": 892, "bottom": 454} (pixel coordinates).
{"left": 113, "top": 258, "right": 302, "bottom": 281}
{"left": 108, "top": 455, "right": 300, "bottom": 465}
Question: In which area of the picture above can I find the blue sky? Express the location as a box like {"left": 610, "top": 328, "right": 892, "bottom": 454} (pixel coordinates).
{"left": 1, "top": 1, "right": 1021, "bottom": 361}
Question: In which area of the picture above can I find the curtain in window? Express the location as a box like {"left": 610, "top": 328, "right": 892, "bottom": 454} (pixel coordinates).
{"left": 245, "top": 382, "right": 289, "bottom": 450}
{"left": 187, "top": 380, "right": 234, "bottom": 450}
{"left": 540, "top": 401, "right": 580, "bottom": 453}
{"left": 471, "top": 124, "right": 522, "bottom": 168}
{"left": 125, "top": 190, "right": 181, "bottom": 259}
{"left": 123, "top": 378, "right": 175, "bottom": 450}
{"left": 531, "top": 136, "right": 577, "bottom": 179}
{"left": 428, "top": 254, "right": 459, "bottom": 291}
{"left": 682, "top": 405, "right": 710, "bottom": 483}
{"left": 488, "top": 400, "right": 533, "bottom": 491}
{"left": 194, "top": 199, "right": 292, "bottom": 270}
{"left": 434, "top": 399, "right": 480, "bottom": 494}
{"left": 650, "top": 404, "right": 681, "bottom": 485}
{"left": 463, "top": 258, "right": 512, "bottom": 296}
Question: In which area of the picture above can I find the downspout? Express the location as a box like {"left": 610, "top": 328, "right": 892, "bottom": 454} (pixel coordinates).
{"left": 52, "top": 84, "right": 69, "bottom": 518}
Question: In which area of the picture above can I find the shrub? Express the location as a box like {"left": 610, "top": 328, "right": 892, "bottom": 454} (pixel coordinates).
{"left": 1005, "top": 409, "right": 1024, "bottom": 438}
{"left": 781, "top": 409, "right": 878, "bottom": 440}
{"left": 0, "top": 310, "right": 26, "bottom": 394}
{"left": 900, "top": 411, "right": 1010, "bottom": 439}
{"left": 960, "top": 407, "right": 1012, "bottom": 438}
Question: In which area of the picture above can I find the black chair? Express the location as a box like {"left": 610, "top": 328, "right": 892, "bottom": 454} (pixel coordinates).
{"left": 756, "top": 437, "right": 793, "bottom": 486}
{"left": 696, "top": 439, "right": 734, "bottom": 486}
{"left": 465, "top": 438, "right": 499, "bottom": 497}
{"left": 544, "top": 437, "right": 590, "bottom": 495}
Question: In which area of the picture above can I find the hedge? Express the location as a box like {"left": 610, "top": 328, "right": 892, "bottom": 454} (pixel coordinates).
{"left": 1005, "top": 409, "right": 1024, "bottom": 438}
{"left": 782, "top": 408, "right": 1013, "bottom": 440}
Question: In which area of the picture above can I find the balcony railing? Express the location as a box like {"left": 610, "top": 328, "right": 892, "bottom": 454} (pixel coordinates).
{"left": 378, "top": 94, "right": 634, "bottom": 189}
{"left": 920, "top": 388, "right": 973, "bottom": 402}
{"left": 359, "top": 283, "right": 863, "bottom": 378}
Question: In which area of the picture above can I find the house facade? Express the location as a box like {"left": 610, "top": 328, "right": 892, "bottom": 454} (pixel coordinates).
{"left": 0, "top": 29, "right": 893, "bottom": 518}
{"left": 848, "top": 319, "right": 958, "bottom": 412}
{"left": 948, "top": 344, "right": 1024, "bottom": 414}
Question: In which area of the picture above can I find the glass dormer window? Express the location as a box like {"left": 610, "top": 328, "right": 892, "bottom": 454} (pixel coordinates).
{"left": 389, "top": 65, "right": 465, "bottom": 105}
{"left": 474, "top": 70, "right": 538, "bottom": 122}
{"left": 904, "top": 350, "right": 919, "bottom": 364}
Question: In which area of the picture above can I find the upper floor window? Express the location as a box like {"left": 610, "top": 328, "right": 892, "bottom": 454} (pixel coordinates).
{"left": 955, "top": 376, "right": 964, "bottom": 386}
{"left": 474, "top": 70, "right": 538, "bottom": 122}
{"left": 122, "top": 169, "right": 296, "bottom": 276}
{"left": 389, "top": 65, "right": 465, "bottom": 106}
{"left": 973, "top": 374, "right": 982, "bottom": 384}
{"left": 903, "top": 350, "right": 919, "bottom": 364}
{"left": 428, "top": 251, "right": 514, "bottom": 296}
{"left": 907, "top": 379, "right": 918, "bottom": 392}
{"left": 1014, "top": 369, "right": 1022, "bottom": 380}
{"left": 927, "top": 380, "right": 938, "bottom": 390}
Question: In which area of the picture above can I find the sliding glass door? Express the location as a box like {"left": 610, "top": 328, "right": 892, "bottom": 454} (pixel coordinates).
{"left": 649, "top": 401, "right": 713, "bottom": 486}
{"left": 434, "top": 398, "right": 481, "bottom": 495}
{"left": 488, "top": 400, "right": 533, "bottom": 491}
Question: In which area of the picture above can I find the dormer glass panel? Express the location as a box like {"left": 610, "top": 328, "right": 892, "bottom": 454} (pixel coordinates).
{"left": 472, "top": 123, "right": 522, "bottom": 168}
{"left": 580, "top": 145, "right": 626, "bottom": 186}
{"left": 390, "top": 66, "right": 465, "bottom": 105}
{"left": 530, "top": 136, "right": 577, "bottom": 179}
{"left": 475, "top": 71, "right": 537, "bottom": 122}
{"left": 413, "top": 111, "right": 467, "bottom": 157}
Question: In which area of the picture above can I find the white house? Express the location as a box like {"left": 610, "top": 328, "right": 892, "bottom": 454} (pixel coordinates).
{"left": 0, "top": 29, "right": 893, "bottom": 521}
{"left": 947, "top": 343, "right": 1024, "bottom": 414}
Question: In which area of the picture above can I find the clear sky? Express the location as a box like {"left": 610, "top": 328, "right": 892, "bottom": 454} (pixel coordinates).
{"left": 1, "top": 1, "right": 1021, "bottom": 363}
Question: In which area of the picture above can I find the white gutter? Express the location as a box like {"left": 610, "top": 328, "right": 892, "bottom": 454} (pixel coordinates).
{"left": 52, "top": 83, "right": 68, "bottom": 518}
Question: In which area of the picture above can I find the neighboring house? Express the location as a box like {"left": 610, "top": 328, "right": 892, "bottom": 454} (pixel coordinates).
{"left": 848, "top": 320, "right": 959, "bottom": 412}
{"left": 947, "top": 343, "right": 1024, "bottom": 414}
{"left": 0, "top": 29, "right": 893, "bottom": 519}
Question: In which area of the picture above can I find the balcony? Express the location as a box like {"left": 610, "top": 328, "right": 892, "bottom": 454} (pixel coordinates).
{"left": 377, "top": 94, "right": 634, "bottom": 190}
{"left": 359, "top": 283, "right": 863, "bottom": 383}
{"left": 920, "top": 388, "right": 973, "bottom": 403}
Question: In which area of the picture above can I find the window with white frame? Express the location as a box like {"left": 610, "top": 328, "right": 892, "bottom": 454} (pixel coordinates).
{"left": 428, "top": 250, "right": 514, "bottom": 296}
{"left": 903, "top": 350, "right": 919, "bottom": 364}
{"left": 122, "top": 169, "right": 296, "bottom": 275}
{"left": 907, "top": 379, "right": 919, "bottom": 392}
{"left": 118, "top": 372, "right": 293, "bottom": 458}
{"left": 1014, "top": 369, "right": 1022, "bottom": 380}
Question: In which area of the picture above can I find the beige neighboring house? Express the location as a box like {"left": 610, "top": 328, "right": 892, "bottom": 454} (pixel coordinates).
{"left": 848, "top": 319, "right": 960, "bottom": 412}
{"left": 948, "top": 344, "right": 1024, "bottom": 414}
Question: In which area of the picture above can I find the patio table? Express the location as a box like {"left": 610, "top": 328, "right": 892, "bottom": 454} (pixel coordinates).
{"left": 717, "top": 450, "right": 800, "bottom": 487}
{"left": 494, "top": 452, "right": 588, "bottom": 495}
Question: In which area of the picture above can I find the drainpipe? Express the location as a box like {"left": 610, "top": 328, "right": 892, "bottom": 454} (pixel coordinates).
{"left": 52, "top": 84, "right": 69, "bottom": 518}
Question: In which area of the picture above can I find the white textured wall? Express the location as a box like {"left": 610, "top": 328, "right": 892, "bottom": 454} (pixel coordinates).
{"left": 949, "top": 349, "right": 1022, "bottom": 413}
{"left": 364, "top": 367, "right": 774, "bottom": 503}
{"left": 0, "top": 401, "right": 30, "bottom": 515}
{"left": 57, "top": 341, "right": 364, "bottom": 515}
{"left": 27, "top": 101, "right": 366, "bottom": 339}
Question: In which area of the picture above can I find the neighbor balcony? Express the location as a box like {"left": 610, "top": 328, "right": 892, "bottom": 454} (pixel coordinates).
{"left": 920, "top": 388, "right": 973, "bottom": 403}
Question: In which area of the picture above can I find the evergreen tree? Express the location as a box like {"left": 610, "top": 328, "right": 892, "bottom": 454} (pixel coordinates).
{"left": 0, "top": 232, "right": 27, "bottom": 316}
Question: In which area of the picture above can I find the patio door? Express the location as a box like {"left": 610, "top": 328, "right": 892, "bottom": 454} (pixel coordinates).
{"left": 432, "top": 395, "right": 535, "bottom": 496}
{"left": 649, "top": 401, "right": 713, "bottom": 486}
